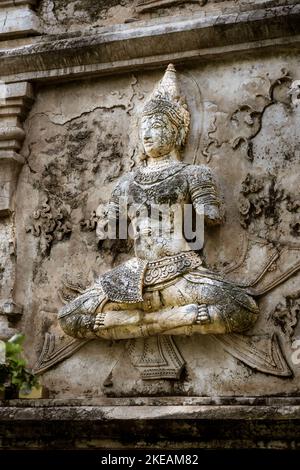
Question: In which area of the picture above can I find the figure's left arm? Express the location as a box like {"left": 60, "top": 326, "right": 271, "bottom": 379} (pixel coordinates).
{"left": 188, "top": 165, "right": 223, "bottom": 226}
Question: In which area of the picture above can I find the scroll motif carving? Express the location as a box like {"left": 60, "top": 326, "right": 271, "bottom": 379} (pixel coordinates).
{"left": 287, "top": 194, "right": 300, "bottom": 238}
{"left": 203, "top": 70, "right": 294, "bottom": 163}
{"left": 272, "top": 292, "right": 300, "bottom": 340}
{"left": 80, "top": 210, "right": 99, "bottom": 232}
{"left": 126, "top": 75, "right": 145, "bottom": 116}
{"left": 26, "top": 196, "right": 72, "bottom": 255}
{"left": 238, "top": 174, "right": 282, "bottom": 230}
{"left": 238, "top": 173, "right": 300, "bottom": 242}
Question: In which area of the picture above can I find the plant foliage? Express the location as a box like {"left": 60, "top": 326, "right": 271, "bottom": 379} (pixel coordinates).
{"left": 0, "top": 334, "right": 38, "bottom": 394}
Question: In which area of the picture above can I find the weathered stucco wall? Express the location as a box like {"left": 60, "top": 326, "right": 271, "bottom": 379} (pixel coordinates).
{"left": 13, "top": 51, "right": 300, "bottom": 397}
{"left": 1, "top": 0, "right": 300, "bottom": 451}
{"left": 38, "top": 0, "right": 277, "bottom": 35}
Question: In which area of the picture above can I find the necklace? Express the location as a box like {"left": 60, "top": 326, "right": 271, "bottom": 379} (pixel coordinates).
{"left": 134, "top": 162, "right": 187, "bottom": 185}
{"left": 143, "top": 160, "right": 174, "bottom": 172}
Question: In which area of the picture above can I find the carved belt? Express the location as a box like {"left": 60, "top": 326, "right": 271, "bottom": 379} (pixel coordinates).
{"left": 99, "top": 251, "right": 202, "bottom": 303}
{"left": 144, "top": 251, "right": 202, "bottom": 286}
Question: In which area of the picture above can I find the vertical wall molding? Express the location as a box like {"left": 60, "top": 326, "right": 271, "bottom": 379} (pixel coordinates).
{"left": 0, "top": 81, "right": 34, "bottom": 339}
{"left": 0, "top": 1, "right": 40, "bottom": 39}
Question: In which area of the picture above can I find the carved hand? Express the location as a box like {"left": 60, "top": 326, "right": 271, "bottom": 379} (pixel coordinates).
{"left": 93, "top": 304, "right": 203, "bottom": 336}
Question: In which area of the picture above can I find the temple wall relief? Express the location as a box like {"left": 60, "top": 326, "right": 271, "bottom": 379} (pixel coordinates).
{"left": 8, "top": 54, "right": 299, "bottom": 397}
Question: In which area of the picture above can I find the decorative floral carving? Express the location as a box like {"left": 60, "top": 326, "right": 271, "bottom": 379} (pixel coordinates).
{"left": 286, "top": 195, "right": 300, "bottom": 213}
{"left": 80, "top": 210, "right": 99, "bottom": 232}
{"left": 286, "top": 195, "right": 300, "bottom": 237}
{"left": 238, "top": 174, "right": 281, "bottom": 229}
{"left": 239, "top": 173, "right": 300, "bottom": 240}
{"left": 291, "top": 220, "right": 300, "bottom": 237}
{"left": 241, "top": 174, "right": 264, "bottom": 195}
{"left": 272, "top": 292, "right": 300, "bottom": 339}
{"left": 26, "top": 196, "right": 72, "bottom": 255}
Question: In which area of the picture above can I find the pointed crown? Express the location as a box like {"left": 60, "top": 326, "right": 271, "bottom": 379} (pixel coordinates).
{"left": 142, "top": 64, "right": 190, "bottom": 148}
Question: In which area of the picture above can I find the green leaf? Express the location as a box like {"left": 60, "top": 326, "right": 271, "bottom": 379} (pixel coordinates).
{"left": 0, "top": 335, "right": 39, "bottom": 393}
{"left": 8, "top": 334, "right": 24, "bottom": 345}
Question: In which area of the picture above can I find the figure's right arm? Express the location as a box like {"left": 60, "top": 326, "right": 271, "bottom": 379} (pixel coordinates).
{"left": 96, "top": 174, "right": 130, "bottom": 241}
{"left": 188, "top": 164, "right": 223, "bottom": 226}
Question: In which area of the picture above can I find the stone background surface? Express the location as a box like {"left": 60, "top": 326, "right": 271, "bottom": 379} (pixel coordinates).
{"left": 37, "top": 0, "right": 297, "bottom": 35}
{"left": 13, "top": 50, "right": 300, "bottom": 397}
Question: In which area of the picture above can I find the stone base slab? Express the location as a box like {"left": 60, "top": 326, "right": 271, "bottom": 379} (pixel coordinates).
{"left": 1, "top": 397, "right": 300, "bottom": 449}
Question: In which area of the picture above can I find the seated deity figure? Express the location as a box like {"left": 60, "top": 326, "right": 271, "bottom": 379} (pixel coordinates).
{"left": 58, "top": 64, "right": 259, "bottom": 341}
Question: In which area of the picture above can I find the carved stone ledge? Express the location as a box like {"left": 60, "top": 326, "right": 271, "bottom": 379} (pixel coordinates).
{"left": 0, "top": 0, "right": 40, "bottom": 40}
{"left": 0, "top": 4, "right": 300, "bottom": 83}
{"left": 135, "top": 0, "right": 207, "bottom": 13}
{"left": 0, "top": 82, "right": 34, "bottom": 216}
{"left": 0, "top": 302, "right": 21, "bottom": 341}
{"left": 1, "top": 299, "right": 23, "bottom": 317}
{"left": 0, "top": 300, "right": 22, "bottom": 340}
{"left": 1, "top": 399, "right": 300, "bottom": 449}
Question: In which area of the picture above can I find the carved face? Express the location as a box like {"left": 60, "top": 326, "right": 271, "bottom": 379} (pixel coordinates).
{"left": 141, "top": 114, "right": 178, "bottom": 158}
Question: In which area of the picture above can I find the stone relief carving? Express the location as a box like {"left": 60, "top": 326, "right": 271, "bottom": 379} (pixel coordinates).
{"left": 126, "top": 75, "right": 145, "bottom": 116}
{"left": 57, "top": 64, "right": 259, "bottom": 340}
{"left": 34, "top": 65, "right": 300, "bottom": 383}
{"left": 127, "top": 336, "right": 185, "bottom": 380}
{"left": 80, "top": 210, "right": 99, "bottom": 232}
{"left": 238, "top": 174, "right": 282, "bottom": 231}
{"left": 272, "top": 292, "right": 300, "bottom": 340}
{"left": 26, "top": 195, "right": 72, "bottom": 255}
{"left": 238, "top": 173, "right": 300, "bottom": 242}
{"left": 35, "top": 234, "right": 298, "bottom": 379}
{"left": 203, "top": 70, "right": 294, "bottom": 163}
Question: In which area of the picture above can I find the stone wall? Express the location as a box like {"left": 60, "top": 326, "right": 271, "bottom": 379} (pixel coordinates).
{"left": 12, "top": 52, "right": 299, "bottom": 398}
{"left": 1, "top": 0, "right": 300, "bottom": 449}
{"left": 36, "top": 0, "right": 299, "bottom": 35}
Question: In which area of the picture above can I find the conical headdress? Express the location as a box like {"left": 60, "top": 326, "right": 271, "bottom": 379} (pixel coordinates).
{"left": 142, "top": 64, "right": 190, "bottom": 148}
